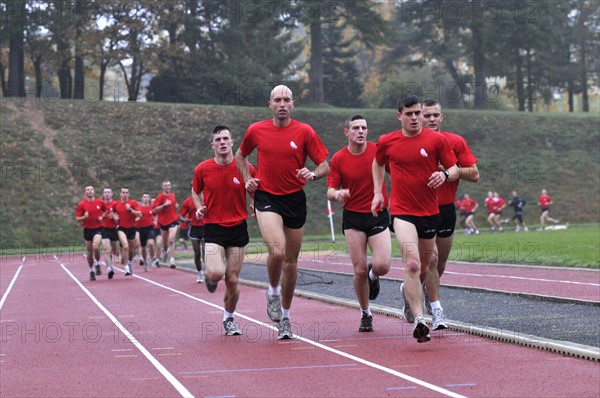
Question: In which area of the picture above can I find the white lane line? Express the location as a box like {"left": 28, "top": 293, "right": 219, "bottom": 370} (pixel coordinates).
{"left": 132, "top": 273, "right": 466, "bottom": 398}
{"left": 60, "top": 264, "right": 194, "bottom": 398}
{"left": 443, "top": 271, "right": 600, "bottom": 287}
{"left": 300, "top": 260, "right": 600, "bottom": 287}
{"left": 0, "top": 265, "right": 23, "bottom": 310}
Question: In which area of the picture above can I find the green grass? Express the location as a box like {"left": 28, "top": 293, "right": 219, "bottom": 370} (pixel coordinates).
{"left": 242, "top": 225, "right": 600, "bottom": 268}
{"left": 4, "top": 226, "right": 597, "bottom": 268}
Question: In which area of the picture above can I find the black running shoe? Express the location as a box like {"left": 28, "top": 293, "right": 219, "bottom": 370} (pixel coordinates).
{"left": 95, "top": 264, "right": 102, "bottom": 276}
{"left": 108, "top": 268, "right": 114, "bottom": 279}
{"left": 359, "top": 314, "right": 373, "bottom": 332}
{"left": 89, "top": 271, "right": 96, "bottom": 281}
{"left": 367, "top": 263, "right": 380, "bottom": 300}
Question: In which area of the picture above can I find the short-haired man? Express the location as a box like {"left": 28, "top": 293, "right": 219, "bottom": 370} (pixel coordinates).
{"left": 192, "top": 126, "right": 255, "bottom": 336}
{"left": 327, "top": 115, "right": 391, "bottom": 332}
{"left": 372, "top": 94, "right": 459, "bottom": 343}
{"left": 153, "top": 180, "right": 179, "bottom": 268}
{"left": 101, "top": 187, "right": 119, "bottom": 279}
{"left": 75, "top": 186, "right": 106, "bottom": 281}
{"left": 113, "top": 187, "right": 142, "bottom": 276}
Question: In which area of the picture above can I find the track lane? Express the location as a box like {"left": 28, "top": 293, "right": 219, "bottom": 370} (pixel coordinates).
{"left": 2, "top": 258, "right": 599, "bottom": 397}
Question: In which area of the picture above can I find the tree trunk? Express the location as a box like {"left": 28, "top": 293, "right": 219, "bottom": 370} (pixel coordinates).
{"left": 33, "top": 56, "right": 43, "bottom": 98}
{"left": 6, "top": 1, "right": 26, "bottom": 97}
{"left": 567, "top": 80, "right": 574, "bottom": 112}
{"left": 0, "top": 61, "right": 6, "bottom": 97}
{"left": 7, "top": 38, "right": 26, "bottom": 98}
{"left": 58, "top": 59, "right": 72, "bottom": 99}
{"left": 526, "top": 49, "right": 534, "bottom": 112}
{"left": 515, "top": 47, "right": 525, "bottom": 112}
{"left": 471, "top": 2, "right": 486, "bottom": 109}
{"left": 99, "top": 60, "right": 109, "bottom": 101}
{"left": 308, "top": 21, "right": 323, "bottom": 103}
{"left": 580, "top": 38, "right": 589, "bottom": 112}
{"left": 73, "top": 55, "right": 85, "bottom": 100}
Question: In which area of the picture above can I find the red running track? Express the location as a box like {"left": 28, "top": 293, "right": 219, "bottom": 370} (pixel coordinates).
{"left": 1, "top": 256, "right": 599, "bottom": 397}
{"left": 268, "top": 252, "right": 600, "bottom": 303}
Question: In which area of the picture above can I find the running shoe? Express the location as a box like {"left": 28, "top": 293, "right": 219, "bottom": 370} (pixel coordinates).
{"left": 107, "top": 266, "right": 114, "bottom": 279}
{"left": 95, "top": 263, "right": 102, "bottom": 276}
{"left": 124, "top": 264, "right": 131, "bottom": 276}
{"left": 196, "top": 271, "right": 205, "bottom": 283}
{"left": 400, "top": 282, "right": 414, "bottom": 323}
{"left": 152, "top": 258, "right": 160, "bottom": 268}
{"left": 139, "top": 259, "right": 145, "bottom": 266}
{"left": 223, "top": 317, "right": 242, "bottom": 336}
{"left": 367, "top": 263, "right": 380, "bottom": 300}
{"left": 266, "top": 291, "right": 282, "bottom": 322}
{"left": 432, "top": 307, "right": 448, "bottom": 331}
{"left": 89, "top": 271, "right": 96, "bottom": 281}
{"left": 423, "top": 285, "right": 432, "bottom": 315}
{"left": 205, "top": 277, "right": 218, "bottom": 293}
{"left": 169, "top": 257, "right": 176, "bottom": 269}
{"left": 358, "top": 314, "right": 373, "bottom": 332}
{"left": 413, "top": 316, "right": 431, "bottom": 343}
{"left": 277, "top": 317, "right": 293, "bottom": 340}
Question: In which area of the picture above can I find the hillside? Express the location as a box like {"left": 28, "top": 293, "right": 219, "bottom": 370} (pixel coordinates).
{"left": 1, "top": 99, "right": 599, "bottom": 247}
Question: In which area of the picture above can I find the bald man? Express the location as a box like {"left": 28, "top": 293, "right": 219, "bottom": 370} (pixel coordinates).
{"left": 236, "top": 85, "right": 329, "bottom": 340}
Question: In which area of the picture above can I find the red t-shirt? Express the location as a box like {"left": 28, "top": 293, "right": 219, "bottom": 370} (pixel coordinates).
{"left": 75, "top": 198, "right": 106, "bottom": 229}
{"left": 239, "top": 119, "right": 328, "bottom": 195}
{"left": 137, "top": 205, "right": 154, "bottom": 228}
{"left": 462, "top": 198, "right": 478, "bottom": 213}
{"left": 192, "top": 159, "right": 255, "bottom": 227}
{"left": 486, "top": 197, "right": 505, "bottom": 213}
{"left": 436, "top": 131, "right": 478, "bottom": 206}
{"left": 327, "top": 142, "right": 388, "bottom": 213}
{"left": 375, "top": 128, "right": 457, "bottom": 216}
{"left": 102, "top": 200, "right": 118, "bottom": 228}
{"left": 153, "top": 192, "right": 178, "bottom": 226}
{"left": 539, "top": 194, "right": 552, "bottom": 209}
{"left": 114, "top": 200, "right": 140, "bottom": 228}
{"left": 180, "top": 196, "right": 205, "bottom": 227}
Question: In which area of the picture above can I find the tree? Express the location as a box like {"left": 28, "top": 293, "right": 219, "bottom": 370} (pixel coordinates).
{"left": 2, "top": 0, "right": 26, "bottom": 97}
{"left": 290, "top": 0, "right": 387, "bottom": 103}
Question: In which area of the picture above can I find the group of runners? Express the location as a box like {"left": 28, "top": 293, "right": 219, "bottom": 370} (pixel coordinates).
{"left": 455, "top": 188, "right": 560, "bottom": 234}
{"left": 76, "top": 84, "right": 560, "bottom": 344}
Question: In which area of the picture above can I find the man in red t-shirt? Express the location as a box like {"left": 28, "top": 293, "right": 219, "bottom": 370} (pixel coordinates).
{"left": 75, "top": 185, "right": 106, "bottom": 281}
{"left": 179, "top": 194, "right": 205, "bottom": 283}
{"left": 372, "top": 94, "right": 459, "bottom": 343}
{"left": 421, "top": 99, "right": 480, "bottom": 330}
{"left": 327, "top": 115, "right": 391, "bottom": 333}
{"left": 461, "top": 194, "right": 479, "bottom": 234}
{"left": 136, "top": 192, "right": 156, "bottom": 271}
{"left": 192, "top": 125, "right": 255, "bottom": 336}
{"left": 235, "top": 85, "right": 329, "bottom": 340}
{"left": 113, "top": 187, "right": 142, "bottom": 276}
{"left": 538, "top": 188, "right": 559, "bottom": 230}
{"left": 153, "top": 180, "right": 179, "bottom": 268}
{"left": 101, "top": 187, "right": 119, "bottom": 279}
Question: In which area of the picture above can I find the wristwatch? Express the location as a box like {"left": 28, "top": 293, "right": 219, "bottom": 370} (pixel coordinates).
{"left": 310, "top": 172, "right": 317, "bottom": 181}
{"left": 442, "top": 169, "right": 450, "bottom": 180}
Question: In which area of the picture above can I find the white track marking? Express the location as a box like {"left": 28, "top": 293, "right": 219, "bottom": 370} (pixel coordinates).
{"left": 132, "top": 272, "right": 466, "bottom": 398}
{"left": 0, "top": 265, "right": 23, "bottom": 310}
{"left": 60, "top": 264, "right": 194, "bottom": 398}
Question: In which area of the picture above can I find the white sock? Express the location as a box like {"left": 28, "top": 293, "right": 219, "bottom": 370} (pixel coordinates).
{"left": 268, "top": 285, "right": 281, "bottom": 296}
{"left": 281, "top": 308, "right": 290, "bottom": 319}
{"left": 223, "top": 311, "right": 234, "bottom": 321}
{"left": 361, "top": 308, "right": 372, "bottom": 317}
{"left": 431, "top": 300, "right": 442, "bottom": 311}
{"left": 369, "top": 269, "right": 378, "bottom": 280}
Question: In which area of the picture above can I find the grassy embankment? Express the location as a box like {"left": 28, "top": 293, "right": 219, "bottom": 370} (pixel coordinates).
{"left": 1, "top": 99, "right": 598, "bottom": 267}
